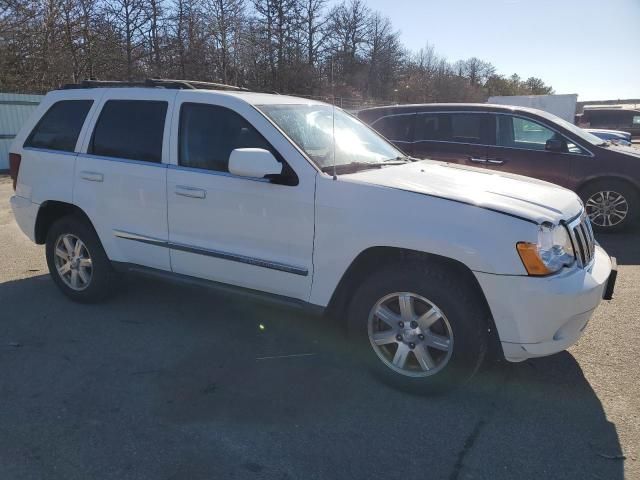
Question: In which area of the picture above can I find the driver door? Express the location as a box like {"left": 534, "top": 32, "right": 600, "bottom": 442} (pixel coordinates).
{"left": 166, "top": 94, "right": 316, "bottom": 300}
{"left": 484, "top": 114, "right": 572, "bottom": 187}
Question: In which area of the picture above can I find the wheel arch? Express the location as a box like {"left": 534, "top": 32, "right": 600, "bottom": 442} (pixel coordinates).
{"left": 576, "top": 174, "right": 640, "bottom": 197}
{"left": 326, "top": 246, "right": 503, "bottom": 359}
{"left": 35, "top": 201, "right": 95, "bottom": 244}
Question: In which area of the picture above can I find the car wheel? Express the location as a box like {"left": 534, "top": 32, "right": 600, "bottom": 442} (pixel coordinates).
{"left": 347, "top": 261, "right": 489, "bottom": 394}
{"left": 581, "top": 180, "right": 639, "bottom": 232}
{"left": 45, "top": 215, "right": 117, "bottom": 303}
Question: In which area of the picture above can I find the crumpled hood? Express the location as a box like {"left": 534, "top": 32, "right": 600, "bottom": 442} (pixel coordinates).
{"left": 344, "top": 160, "right": 583, "bottom": 224}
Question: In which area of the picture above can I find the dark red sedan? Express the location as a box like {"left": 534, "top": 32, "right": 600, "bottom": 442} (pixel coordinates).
{"left": 358, "top": 104, "right": 640, "bottom": 232}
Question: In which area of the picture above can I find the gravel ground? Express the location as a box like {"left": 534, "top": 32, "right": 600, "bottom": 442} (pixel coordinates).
{"left": 0, "top": 175, "right": 638, "bottom": 480}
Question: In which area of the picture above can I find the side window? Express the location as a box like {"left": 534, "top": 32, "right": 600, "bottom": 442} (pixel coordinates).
{"left": 497, "top": 116, "right": 557, "bottom": 151}
{"left": 633, "top": 115, "right": 640, "bottom": 126}
{"left": 415, "top": 113, "right": 445, "bottom": 141}
{"left": 25, "top": 100, "right": 93, "bottom": 152}
{"left": 179, "top": 103, "right": 273, "bottom": 172}
{"left": 372, "top": 114, "right": 414, "bottom": 141}
{"left": 90, "top": 100, "right": 167, "bottom": 163}
{"left": 450, "top": 114, "right": 485, "bottom": 144}
{"left": 415, "top": 113, "right": 494, "bottom": 145}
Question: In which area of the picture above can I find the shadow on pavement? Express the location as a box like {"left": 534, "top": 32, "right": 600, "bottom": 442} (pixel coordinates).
{"left": 0, "top": 273, "right": 624, "bottom": 480}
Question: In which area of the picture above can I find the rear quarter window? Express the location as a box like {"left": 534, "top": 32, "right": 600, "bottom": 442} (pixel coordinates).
{"left": 24, "top": 100, "right": 93, "bottom": 152}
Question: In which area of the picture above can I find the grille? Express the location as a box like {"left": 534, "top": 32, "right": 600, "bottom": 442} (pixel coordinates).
{"left": 569, "top": 214, "right": 596, "bottom": 268}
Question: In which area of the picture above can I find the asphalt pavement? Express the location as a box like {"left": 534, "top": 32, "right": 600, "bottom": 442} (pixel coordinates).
{"left": 0, "top": 175, "right": 638, "bottom": 480}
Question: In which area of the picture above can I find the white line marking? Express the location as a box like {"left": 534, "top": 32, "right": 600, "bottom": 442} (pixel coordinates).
{"left": 255, "top": 353, "right": 317, "bottom": 361}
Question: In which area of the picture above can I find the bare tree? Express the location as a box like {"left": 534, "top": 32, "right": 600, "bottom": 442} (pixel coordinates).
{"left": 104, "top": 0, "right": 151, "bottom": 79}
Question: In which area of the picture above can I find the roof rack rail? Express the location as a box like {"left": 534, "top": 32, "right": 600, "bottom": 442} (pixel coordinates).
{"left": 60, "top": 78, "right": 250, "bottom": 92}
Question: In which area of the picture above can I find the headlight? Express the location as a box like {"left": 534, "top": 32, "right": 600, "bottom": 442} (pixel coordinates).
{"left": 517, "top": 223, "right": 575, "bottom": 276}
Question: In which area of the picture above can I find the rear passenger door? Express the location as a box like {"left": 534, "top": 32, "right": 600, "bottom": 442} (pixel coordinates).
{"left": 74, "top": 89, "right": 176, "bottom": 271}
{"left": 166, "top": 93, "right": 315, "bottom": 301}
{"left": 412, "top": 112, "right": 493, "bottom": 168}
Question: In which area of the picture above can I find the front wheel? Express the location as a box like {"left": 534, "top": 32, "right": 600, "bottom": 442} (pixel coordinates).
{"left": 581, "top": 180, "right": 639, "bottom": 232}
{"left": 347, "top": 261, "right": 489, "bottom": 394}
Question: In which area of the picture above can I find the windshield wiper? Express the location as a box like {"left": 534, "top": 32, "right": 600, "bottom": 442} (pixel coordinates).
{"left": 320, "top": 162, "right": 385, "bottom": 174}
{"left": 383, "top": 155, "right": 414, "bottom": 162}
{"left": 321, "top": 157, "right": 414, "bottom": 175}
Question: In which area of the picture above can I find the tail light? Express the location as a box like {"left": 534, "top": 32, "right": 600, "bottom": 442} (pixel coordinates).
{"left": 9, "top": 153, "right": 21, "bottom": 191}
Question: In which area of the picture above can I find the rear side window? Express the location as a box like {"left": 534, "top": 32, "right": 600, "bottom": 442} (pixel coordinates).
{"left": 90, "top": 100, "right": 167, "bottom": 163}
{"left": 371, "top": 114, "right": 414, "bottom": 141}
{"left": 25, "top": 100, "right": 92, "bottom": 152}
{"left": 179, "top": 103, "right": 273, "bottom": 172}
{"left": 415, "top": 112, "right": 494, "bottom": 145}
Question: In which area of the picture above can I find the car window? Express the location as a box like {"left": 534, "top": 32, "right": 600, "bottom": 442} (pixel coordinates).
{"left": 498, "top": 116, "right": 556, "bottom": 151}
{"left": 371, "top": 114, "right": 414, "bottom": 142}
{"left": 179, "top": 103, "right": 274, "bottom": 172}
{"left": 25, "top": 100, "right": 93, "bottom": 152}
{"left": 90, "top": 100, "right": 167, "bottom": 163}
{"left": 633, "top": 115, "right": 640, "bottom": 125}
{"left": 497, "top": 115, "right": 586, "bottom": 154}
{"left": 415, "top": 113, "right": 444, "bottom": 141}
{"left": 415, "top": 112, "right": 494, "bottom": 145}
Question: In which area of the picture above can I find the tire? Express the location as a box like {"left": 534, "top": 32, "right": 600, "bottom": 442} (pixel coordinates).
{"left": 45, "top": 214, "right": 117, "bottom": 303}
{"left": 580, "top": 179, "right": 639, "bottom": 233}
{"left": 347, "top": 261, "right": 489, "bottom": 394}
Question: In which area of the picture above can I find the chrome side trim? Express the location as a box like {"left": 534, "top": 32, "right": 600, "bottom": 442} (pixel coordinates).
{"left": 82, "top": 153, "right": 168, "bottom": 168}
{"left": 113, "top": 230, "right": 308, "bottom": 276}
{"left": 168, "top": 164, "right": 271, "bottom": 184}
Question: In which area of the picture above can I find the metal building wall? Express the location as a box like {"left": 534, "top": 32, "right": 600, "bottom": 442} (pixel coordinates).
{"left": 0, "top": 93, "right": 43, "bottom": 170}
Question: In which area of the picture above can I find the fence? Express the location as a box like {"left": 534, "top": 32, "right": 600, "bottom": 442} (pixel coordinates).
{"left": 0, "top": 93, "right": 44, "bottom": 170}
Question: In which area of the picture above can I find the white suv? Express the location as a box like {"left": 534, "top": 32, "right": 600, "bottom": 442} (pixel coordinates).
{"left": 9, "top": 79, "right": 616, "bottom": 392}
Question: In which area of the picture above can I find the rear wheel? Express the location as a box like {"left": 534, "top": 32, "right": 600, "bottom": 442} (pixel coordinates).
{"left": 581, "top": 180, "right": 639, "bottom": 232}
{"left": 347, "top": 261, "right": 489, "bottom": 394}
{"left": 45, "top": 215, "right": 117, "bottom": 303}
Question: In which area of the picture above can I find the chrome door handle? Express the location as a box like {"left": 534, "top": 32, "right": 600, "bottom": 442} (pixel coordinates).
{"left": 175, "top": 185, "right": 206, "bottom": 199}
{"left": 487, "top": 159, "right": 505, "bottom": 165}
{"left": 469, "top": 157, "right": 486, "bottom": 163}
{"left": 80, "top": 171, "right": 103, "bottom": 182}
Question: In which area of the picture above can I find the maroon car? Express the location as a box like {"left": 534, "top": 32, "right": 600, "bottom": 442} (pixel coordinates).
{"left": 358, "top": 104, "right": 640, "bottom": 232}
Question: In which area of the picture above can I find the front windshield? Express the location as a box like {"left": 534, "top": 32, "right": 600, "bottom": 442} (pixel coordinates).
{"left": 257, "top": 104, "right": 404, "bottom": 170}
{"left": 532, "top": 109, "right": 606, "bottom": 146}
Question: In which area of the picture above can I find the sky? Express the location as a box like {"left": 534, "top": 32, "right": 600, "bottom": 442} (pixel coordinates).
{"left": 339, "top": 0, "right": 640, "bottom": 101}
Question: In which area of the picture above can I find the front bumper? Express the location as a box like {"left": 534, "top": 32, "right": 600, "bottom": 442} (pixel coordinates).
{"left": 475, "top": 245, "right": 613, "bottom": 362}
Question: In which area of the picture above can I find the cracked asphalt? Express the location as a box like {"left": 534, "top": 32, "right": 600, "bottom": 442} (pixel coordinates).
{"left": 0, "top": 175, "right": 638, "bottom": 479}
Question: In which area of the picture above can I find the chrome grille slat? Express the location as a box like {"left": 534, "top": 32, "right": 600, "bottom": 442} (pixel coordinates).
{"left": 569, "top": 214, "right": 595, "bottom": 268}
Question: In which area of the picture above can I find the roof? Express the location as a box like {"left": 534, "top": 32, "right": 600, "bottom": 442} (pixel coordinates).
{"left": 357, "top": 102, "right": 549, "bottom": 116}
{"left": 56, "top": 78, "right": 328, "bottom": 107}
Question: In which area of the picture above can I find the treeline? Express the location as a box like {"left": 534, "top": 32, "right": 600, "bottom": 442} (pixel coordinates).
{"left": 0, "top": 0, "right": 553, "bottom": 105}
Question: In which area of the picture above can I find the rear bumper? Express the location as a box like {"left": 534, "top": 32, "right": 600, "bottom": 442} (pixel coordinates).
{"left": 9, "top": 194, "right": 38, "bottom": 242}
{"left": 475, "top": 245, "right": 613, "bottom": 362}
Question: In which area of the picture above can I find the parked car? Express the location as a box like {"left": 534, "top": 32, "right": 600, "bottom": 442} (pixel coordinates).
{"left": 585, "top": 128, "right": 632, "bottom": 146}
{"left": 9, "top": 80, "right": 615, "bottom": 393}
{"left": 358, "top": 103, "right": 640, "bottom": 231}
{"left": 577, "top": 105, "right": 640, "bottom": 139}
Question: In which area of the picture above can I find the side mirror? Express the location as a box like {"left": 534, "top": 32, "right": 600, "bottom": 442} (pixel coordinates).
{"left": 228, "top": 148, "right": 283, "bottom": 179}
{"left": 545, "top": 138, "right": 564, "bottom": 152}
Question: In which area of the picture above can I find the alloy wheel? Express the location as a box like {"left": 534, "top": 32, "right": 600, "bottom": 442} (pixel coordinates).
{"left": 54, "top": 233, "right": 93, "bottom": 291}
{"left": 367, "top": 292, "right": 454, "bottom": 378}
{"left": 585, "top": 190, "right": 629, "bottom": 228}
